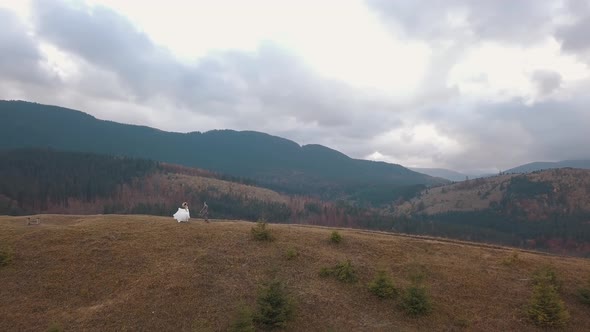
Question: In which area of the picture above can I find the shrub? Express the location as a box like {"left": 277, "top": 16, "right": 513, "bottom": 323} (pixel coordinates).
{"left": 251, "top": 221, "right": 274, "bottom": 242}
{"left": 501, "top": 251, "right": 521, "bottom": 266}
{"left": 401, "top": 285, "right": 432, "bottom": 316}
{"left": 577, "top": 285, "right": 590, "bottom": 306}
{"left": 254, "top": 280, "right": 294, "bottom": 329}
{"left": 532, "top": 266, "right": 561, "bottom": 291}
{"left": 230, "top": 306, "right": 255, "bottom": 332}
{"left": 368, "top": 271, "right": 398, "bottom": 299}
{"left": 285, "top": 247, "right": 298, "bottom": 260}
{"left": 330, "top": 231, "right": 342, "bottom": 244}
{"left": 527, "top": 278, "right": 569, "bottom": 328}
{"left": 320, "top": 260, "right": 358, "bottom": 283}
{"left": 0, "top": 248, "right": 12, "bottom": 267}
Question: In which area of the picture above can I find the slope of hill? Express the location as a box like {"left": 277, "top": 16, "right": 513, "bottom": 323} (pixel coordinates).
{"left": 394, "top": 168, "right": 590, "bottom": 218}
{"left": 0, "top": 148, "right": 386, "bottom": 228}
{"left": 0, "top": 148, "right": 290, "bottom": 221}
{"left": 0, "top": 100, "right": 445, "bottom": 197}
{"left": 1, "top": 215, "right": 589, "bottom": 331}
{"left": 389, "top": 168, "right": 590, "bottom": 256}
{"left": 506, "top": 160, "right": 590, "bottom": 173}
{"left": 410, "top": 167, "right": 468, "bottom": 182}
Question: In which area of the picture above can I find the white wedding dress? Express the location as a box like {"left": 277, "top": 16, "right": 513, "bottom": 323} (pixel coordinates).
{"left": 173, "top": 208, "right": 190, "bottom": 222}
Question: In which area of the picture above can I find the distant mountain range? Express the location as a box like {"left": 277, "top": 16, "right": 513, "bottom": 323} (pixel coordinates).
{"left": 505, "top": 160, "right": 590, "bottom": 173}
{"left": 0, "top": 100, "right": 445, "bottom": 198}
{"left": 409, "top": 167, "right": 468, "bottom": 182}
{"left": 413, "top": 161, "right": 590, "bottom": 182}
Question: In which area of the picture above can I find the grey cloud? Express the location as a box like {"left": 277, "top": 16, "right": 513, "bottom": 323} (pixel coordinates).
{"left": 29, "top": 0, "right": 404, "bottom": 140}
{"left": 32, "top": 0, "right": 366, "bottom": 129}
{"left": 531, "top": 70, "right": 562, "bottom": 96}
{"left": 549, "top": 1, "right": 590, "bottom": 60}
{"left": 0, "top": 9, "right": 53, "bottom": 85}
{"left": 365, "top": 0, "right": 557, "bottom": 44}
{"left": 520, "top": 101, "right": 590, "bottom": 161}
{"left": 32, "top": 0, "right": 182, "bottom": 99}
{"left": 558, "top": 16, "right": 590, "bottom": 52}
{"left": 361, "top": 0, "right": 590, "bottom": 171}
{"left": 435, "top": 99, "right": 589, "bottom": 170}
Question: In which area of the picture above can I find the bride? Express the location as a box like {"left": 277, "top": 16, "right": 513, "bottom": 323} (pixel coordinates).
{"left": 173, "top": 202, "right": 190, "bottom": 222}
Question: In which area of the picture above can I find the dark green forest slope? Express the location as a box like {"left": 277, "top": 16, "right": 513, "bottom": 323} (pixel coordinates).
{"left": 0, "top": 100, "right": 444, "bottom": 197}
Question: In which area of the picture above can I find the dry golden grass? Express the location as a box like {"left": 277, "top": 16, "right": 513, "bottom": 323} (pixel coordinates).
{"left": 1, "top": 214, "right": 590, "bottom": 331}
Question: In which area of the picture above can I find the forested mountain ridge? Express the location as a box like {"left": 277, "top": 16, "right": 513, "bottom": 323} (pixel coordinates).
{"left": 388, "top": 168, "right": 590, "bottom": 256}
{"left": 0, "top": 100, "right": 445, "bottom": 197}
{"left": 394, "top": 168, "right": 590, "bottom": 218}
{"left": 0, "top": 148, "right": 374, "bottom": 227}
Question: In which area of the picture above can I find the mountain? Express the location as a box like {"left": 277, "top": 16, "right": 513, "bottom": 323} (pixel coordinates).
{"left": 389, "top": 168, "right": 590, "bottom": 256}
{"left": 0, "top": 100, "right": 445, "bottom": 197}
{"left": 0, "top": 148, "right": 374, "bottom": 227}
{"left": 2, "top": 214, "right": 590, "bottom": 331}
{"left": 410, "top": 167, "right": 468, "bottom": 182}
{"left": 506, "top": 160, "right": 590, "bottom": 173}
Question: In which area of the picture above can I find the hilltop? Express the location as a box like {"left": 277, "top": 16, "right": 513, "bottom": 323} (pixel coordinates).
{"left": 388, "top": 168, "right": 590, "bottom": 256}
{"left": 0, "top": 100, "right": 444, "bottom": 197}
{"left": 1, "top": 214, "right": 589, "bottom": 331}
{"left": 394, "top": 168, "right": 590, "bottom": 219}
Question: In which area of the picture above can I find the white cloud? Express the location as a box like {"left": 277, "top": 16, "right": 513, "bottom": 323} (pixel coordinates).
{"left": 366, "top": 123, "right": 463, "bottom": 168}
{"left": 88, "top": 0, "right": 431, "bottom": 96}
{"left": 447, "top": 39, "right": 589, "bottom": 103}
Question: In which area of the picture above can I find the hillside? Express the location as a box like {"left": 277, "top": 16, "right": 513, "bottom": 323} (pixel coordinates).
{"left": 0, "top": 100, "right": 444, "bottom": 197}
{"left": 1, "top": 215, "right": 590, "bottom": 331}
{"left": 0, "top": 148, "right": 283, "bottom": 214}
{"left": 394, "top": 168, "right": 590, "bottom": 218}
{"left": 506, "top": 160, "right": 590, "bottom": 173}
{"left": 0, "top": 148, "right": 385, "bottom": 229}
{"left": 389, "top": 168, "right": 590, "bottom": 256}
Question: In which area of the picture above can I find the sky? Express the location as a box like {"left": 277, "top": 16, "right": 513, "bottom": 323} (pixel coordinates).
{"left": 1, "top": 0, "right": 590, "bottom": 173}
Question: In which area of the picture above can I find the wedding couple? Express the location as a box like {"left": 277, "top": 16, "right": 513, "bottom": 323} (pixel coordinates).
{"left": 173, "top": 201, "right": 209, "bottom": 223}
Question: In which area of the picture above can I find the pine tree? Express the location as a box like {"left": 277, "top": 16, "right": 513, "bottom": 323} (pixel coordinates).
{"left": 368, "top": 271, "right": 398, "bottom": 299}
{"left": 528, "top": 279, "right": 569, "bottom": 327}
{"left": 254, "top": 280, "right": 294, "bottom": 329}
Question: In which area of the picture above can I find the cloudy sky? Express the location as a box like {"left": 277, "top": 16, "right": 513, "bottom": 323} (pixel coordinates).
{"left": 1, "top": 0, "right": 590, "bottom": 173}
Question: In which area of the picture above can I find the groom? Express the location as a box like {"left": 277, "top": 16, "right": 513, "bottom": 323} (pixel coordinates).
{"left": 199, "top": 201, "right": 209, "bottom": 223}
